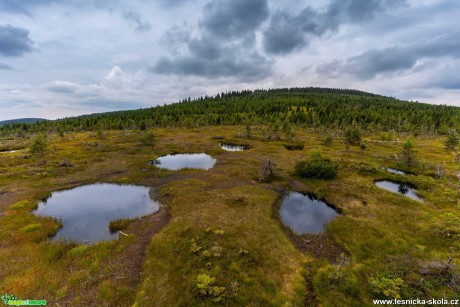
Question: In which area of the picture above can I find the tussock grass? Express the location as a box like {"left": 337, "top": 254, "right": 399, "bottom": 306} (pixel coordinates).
{"left": 0, "top": 126, "right": 459, "bottom": 305}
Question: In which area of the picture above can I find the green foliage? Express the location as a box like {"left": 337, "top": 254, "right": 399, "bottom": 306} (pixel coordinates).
{"left": 95, "top": 129, "right": 104, "bottom": 139}
{"left": 283, "top": 121, "right": 295, "bottom": 138}
{"left": 67, "top": 245, "right": 89, "bottom": 257}
{"left": 355, "top": 162, "right": 377, "bottom": 174}
{"left": 444, "top": 131, "right": 459, "bottom": 150}
{"left": 369, "top": 276, "right": 404, "bottom": 299}
{"left": 190, "top": 242, "right": 202, "bottom": 253}
{"left": 322, "top": 134, "right": 334, "bottom": 146}
{"left": 378, "top": 131, "right": 394, "bottom": 141}
{"left": 344, "top": 127, "right": 362, "bottom": 145}
{"left": 401, "top": 138, "right": 416, "bottom": 166}
{"left": 19, "top": 223, "right": 42, "bottom": 233}
{"left": 195, "top": 274, "right": 225, "bottom": 302}
{"left": 3, "top": 87, "right": 460, "bottom": 135}
{"left": 29, "top": 133, "right": 49, "bottom": 155}
{"left": 244, "top": 123, "right": 252, "bottom": 139}
{"left": 440, "top": 212, "right": 460, "bottom": 240}
{"left": 140, "top": 130, "right": 155, "bottom": 149}
{"left": 58, "top": 127, "right": 65, "bottom": 139}
{"left": 295, "top": 151, "right": 338, "bottom": 179}
{"left": 10, "top": 200, "right": 29, "bottom": 210}
{"left": 359, "top": 142, "right": 368, "bottom": 154}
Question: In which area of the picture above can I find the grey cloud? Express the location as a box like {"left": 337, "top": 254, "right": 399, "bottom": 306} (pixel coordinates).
{"left": 319, "top": 32, "right": 460, "bottom": 79}
{"left": 326, "top": 0, "right": 403, "bottom": 24}
{"left": 342, "top": 47, "right": 417, "bottom": 78}
{"left": 153, "top": 49, "right": 272, "bottom": 80}
{"left": 75, "top": 98, "right": 144, "bottom": 110}
{"left": 0, "top": 0, "right": 134, "bottom": 17}
{"left": 155, "top": 0, "right": 189, "bottom": 8}
{"left": 436, "top": 78, "right": 460, "bottom": 90}
{"left": 160, "top": 26, "right": 192, "bottom": 55}
{"left": 0, "top": 0, "right": 59, "bottom": 16}
{"left": 0, "top": 62, "right": 13, "bottom": 70}
{"left": 263, "top": 0, "right": 407, "bottom": 55}
{"left": 45, "top": 82, "right": 79, "bottom": 94}
{"left": 0, "top": 0, "right": 96, "bottom": 17}
{"left": 201, "top": 0, "right": 269, "bottom": 38}
{"left": 152, "top": 0, "right": 271, "bottom": 80}
{"left": 123, "top": 11, "right": 151, "bottom": 32}
{"left": 263, "top": 8, "right": 320, "bottom": 55}
{"left": 188, "top": 37, "right": 222, "bottom": 60}
{"left": 0, "top": 25, "right": 35, "bottom": 57}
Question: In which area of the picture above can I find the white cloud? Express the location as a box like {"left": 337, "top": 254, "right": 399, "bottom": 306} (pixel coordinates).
{"left": 0, "top": 0, "right": 460, "bottom": 121}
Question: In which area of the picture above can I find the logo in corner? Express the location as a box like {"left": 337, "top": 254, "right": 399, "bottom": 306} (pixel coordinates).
{"left": 1, "top": 293, "right": 46, "bottom": 306}
{"left": 1, "top": 294, "right": 17, "bottom": 306}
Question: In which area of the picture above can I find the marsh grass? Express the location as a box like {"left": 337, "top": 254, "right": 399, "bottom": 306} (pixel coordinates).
{"left": 0, "top": 126, "right": 459, "bottom": 305}
{"left": 109, "top": 219, "right": 132, "bottom": 233}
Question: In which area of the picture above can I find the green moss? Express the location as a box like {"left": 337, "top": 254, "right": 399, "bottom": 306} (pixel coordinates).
{"left": 10, "top": 200, "right": 29, "bottom": 210}
{"left": 68, "top": 245, "right": 90, "bottom": 257}
{"left": 19, "top": 223, "right": 42, "bottom": 233}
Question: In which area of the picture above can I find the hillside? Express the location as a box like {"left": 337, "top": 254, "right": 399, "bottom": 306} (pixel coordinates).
{"left": 1, "top": 87, "right": 459, "bottom": 135}
{"left": 0, "top": 118, "right": 46, "bottom": 126}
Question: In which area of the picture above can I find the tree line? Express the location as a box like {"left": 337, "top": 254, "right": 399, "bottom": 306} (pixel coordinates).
{"left": 1, "top": 87, "right": 459, "bottom": 135}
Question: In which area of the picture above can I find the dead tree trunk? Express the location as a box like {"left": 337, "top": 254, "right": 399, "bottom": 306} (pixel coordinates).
{"left": 259, "top": 159, "right": 274, "bottom": 182}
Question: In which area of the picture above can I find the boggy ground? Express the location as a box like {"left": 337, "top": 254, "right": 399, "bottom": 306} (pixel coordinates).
{"left": 0, "top": 126, "right": 459, "bottom": 306}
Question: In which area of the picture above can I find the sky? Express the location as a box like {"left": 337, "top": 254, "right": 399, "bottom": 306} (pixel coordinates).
{"left": 0, "top": 0, "right": 459, "bottom": 120}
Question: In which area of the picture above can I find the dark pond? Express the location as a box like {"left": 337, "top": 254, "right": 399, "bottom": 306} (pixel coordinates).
{"left": 33, "top": 183, "right": 160, "bottom": 244}
{"left": 385, "top": 168, "right": 409, "bottom": 175}
{"left": 280, "top": 191, "right": 339, "bottom": 235}
{"left": 375, "top": 180, "right": 423, "bottom": 202}
{"left": 149, "top": 153, "right": 216, "bottom": 170}
{"left": 219, "top": 143, "right": 250, "bottom": 151}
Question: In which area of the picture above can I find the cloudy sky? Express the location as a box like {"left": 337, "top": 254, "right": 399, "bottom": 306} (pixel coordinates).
{"left": 0, "top": 0, "right": 459, "bottom": 120}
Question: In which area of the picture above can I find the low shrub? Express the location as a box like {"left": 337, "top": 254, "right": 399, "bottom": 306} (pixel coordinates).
{"left": 295, "top": 151, "right": 338, "bottom": 179}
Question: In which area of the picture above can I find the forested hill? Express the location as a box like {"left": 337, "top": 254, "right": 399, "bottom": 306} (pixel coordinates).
{"left": 1, "top": 87, "right": 459, "bottom": 135}
{"left": 0, "top": 118, "right": 46, "bottom": 126}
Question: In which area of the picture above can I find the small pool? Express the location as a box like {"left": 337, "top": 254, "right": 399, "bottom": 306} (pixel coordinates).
{"left": 385, "top": 168, "right": 409, "bottom": 175}
{"left": 219, "top": 143, "right": 250, "bottom": 151}
{"left": 280, "top": 191, "right": 339, "bottom": 235}
{"left": 375, "top": 180, "right": 423, "bottom": 202}
{"left": 149, "top": 153, "right": 216, "bottom": 170}
{"left": 33, "top": 183, "right": 160, "bottom": 244}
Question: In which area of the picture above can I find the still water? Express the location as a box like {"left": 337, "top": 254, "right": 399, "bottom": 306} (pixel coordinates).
{"left": 385, "top": 168, "right": 409, "bottom": 175}
{"left": 149, "top": 153, "right": 216, "bottom": 170}
{"left": 219, "top": 143, "right": 250, "bottom": 151}
{"left": 34, "top": 183, "right": 160, "bottom": 244}
{"left": 375, "top": 180, "right": 423, "bottom": 202}
{"left": 280, "top": 191, "right": 339, "bottom": 235}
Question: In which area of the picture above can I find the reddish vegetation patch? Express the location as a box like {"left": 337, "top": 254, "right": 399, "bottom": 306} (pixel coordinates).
{"left": 110, "top": 205, "right": 171, "bottom": 290}
{"left": 288, "top": 232, "right": 345, "bottom": 262}
{"left": 303, "top": 264, "right": 319, "bottom": 307}
{"left": 0, "top": 191, "right": 25, "bottom": 211}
